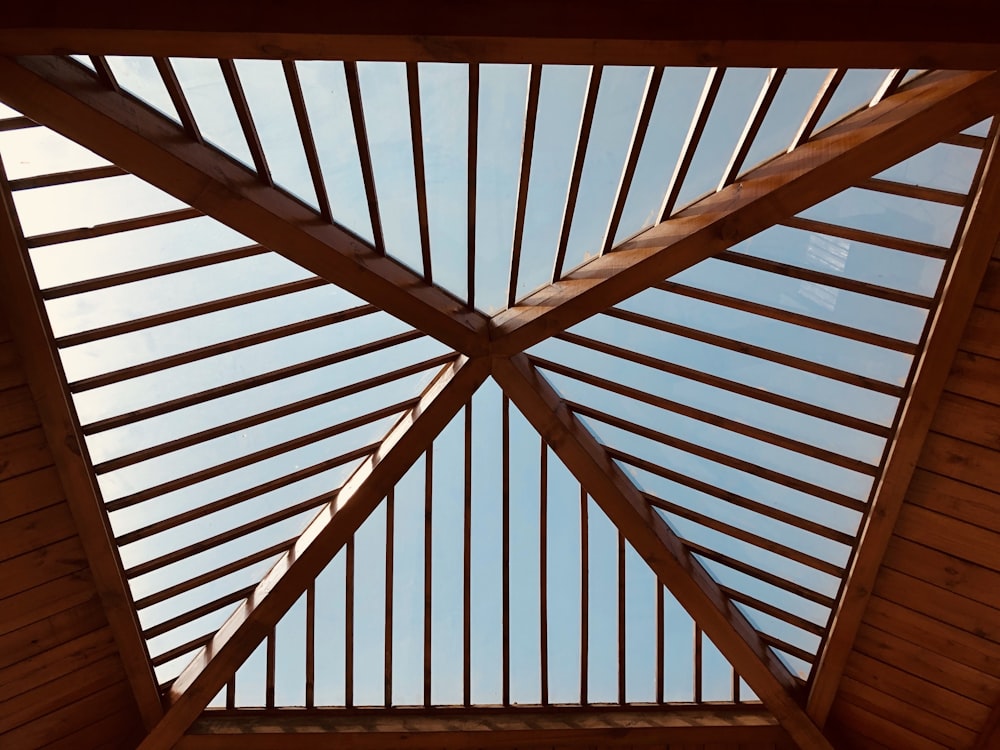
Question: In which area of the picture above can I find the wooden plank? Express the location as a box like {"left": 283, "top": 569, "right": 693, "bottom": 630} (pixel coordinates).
{"left": 0, "top": 340, "right": 28, "bottom": 390}
{"left": 808, "top": 122, "right": 1000, "bottom": 727}
{"left": 962, "top": 306, "right": 1000, "bottom": 358}
{"left": 0, "top": 427, "right": 50, "bottom": 481}
{"left": 881, "top": 538, "right": 1000, "bottom": 614}
{"left": 842, "top": 652, "right": 989, "bottom": 731}
{"left": 0, "top": 536, "right": 89, "bottom": 599}
{"left": 946, "top": 349, "right": 1000, "bottom": 404}
{"left": 0, "top": 597, "right": 108, "bottom": 671}
{"left": 829, "top": 696, "right": 951, "bottom": 750}
{"left": 862, "top": 595, "right": 1000, "bottom": 678}
{"left": 0, "top": 152, "right": 162, "bottom": 726}
{"left": 39, "top": 706, "right": 143, "bottom": 750}
{"left": 907, "top": 468, "right": 1000, "bottom": 532}
{"left": 0, "top": 626, "right": 116, "bottom": 703}
{"left": 919, "top": 431, "right": 1000, "bottom": 494}
{"left": 0, "top": 501, "right": 78, "bottom": 562}
{"left": 137, "top": 356, "right": 488, "bottom": 750}
{"left": 0, "top": 568, "right": 97, "bottom": 637}
{"left": 179, "top": 706, "right": 787, "bottom": 749}
{"left": 835, "top": 675, "right": 976, "bottom": 749}
{"left": 3, "top": 2, "right": 999, "bottom": 68}
{"left": 0, "top": 55, "right": 488, "bottom": 356}
{"left": 491, "top": 70, "right": 1000, "bottom": 356}
{"left": 894, "top": 502, "right": 1000, "bottom": 572}
{"left": 976, "top": 259, "right": 1000, "bottom": 310}
{"left": 0, "top": 466, "right": 64, "bottom": 522}
{"left": 974, "top": 698, "right": 1000, "bottom": 750}
{"left": 931, "top": 391, "right": 1000, "bottom": 449}
{"left": 0, "top": 384, "right": 39, "bottom": 436}
{"left": 492, "top": 354, "right": 832, "bottom": 750}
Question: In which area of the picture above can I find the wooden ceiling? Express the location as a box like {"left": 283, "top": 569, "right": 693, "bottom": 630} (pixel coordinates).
{"left": 1, "top": 5, "right": 999, "bottom": 749}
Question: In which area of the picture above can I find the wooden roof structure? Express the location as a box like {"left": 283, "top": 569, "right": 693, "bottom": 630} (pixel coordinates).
{"left": 1, "top": 4, "right": 999, "bottom": 748}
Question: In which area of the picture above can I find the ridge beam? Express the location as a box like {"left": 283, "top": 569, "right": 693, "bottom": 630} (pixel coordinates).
{"left": 492, "top": 353, "right": 834, "bottom": 750}
{"left": 136, "top": 355, "right": 490, "bottom": 750}
{"left": 491, "top": 69, "right": 1000, "bottom": 356}
{"left": 0, "top": 55, "right": 489, "bottom": 356}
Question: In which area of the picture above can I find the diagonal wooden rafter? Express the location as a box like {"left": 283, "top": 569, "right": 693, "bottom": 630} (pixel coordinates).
{"left": 490, "top": 68, "right": 1000, "bottom": 355}
{"left": 136, "top": 355, "right": 489, "bottom": 750}
{"left": 807, "top": 122, "right": 1000, "bottom": 727}
{"left": 0, "top": 54, "right": 490, "bottom": 356}
{"left": 492, "top": 353, "right": 833, "bottom": 750}
{"left": 1, "top": 1, "right": 999, "bottom": 68}
{"left": 0, "top": 152, "right": 163, "bottom": 727}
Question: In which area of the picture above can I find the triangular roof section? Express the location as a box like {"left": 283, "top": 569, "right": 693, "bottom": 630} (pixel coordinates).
{"left": 0, "top": 52, "right": 998, "bottom": 750}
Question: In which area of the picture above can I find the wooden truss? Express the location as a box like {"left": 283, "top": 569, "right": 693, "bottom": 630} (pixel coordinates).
{"left": 1, "top": 14, "right": 999, "bottom": 748}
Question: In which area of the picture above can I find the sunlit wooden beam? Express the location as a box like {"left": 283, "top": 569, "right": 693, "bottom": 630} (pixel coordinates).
{"left": 0, "top": 55, "right": 489, "bottom": 356}
{"left": 136, "top": 356, "right": 490, "bottom": 750}
{"left": 0, "top": 151, "right": 163, "bottom": 727}
{"left": 177, "top": 705, "right": 788, "bottom": 748}
{"left": 493, "top": 354, "right": 833, "bottom": 750}
{"left": 491, "top": 69, "right": 1000, "bottom": 355}
{"left": 0, "top": 1, "right": 998, "bottom": 68}
{"left": 807, "top": 124, "right": 1000, "bottom": 727}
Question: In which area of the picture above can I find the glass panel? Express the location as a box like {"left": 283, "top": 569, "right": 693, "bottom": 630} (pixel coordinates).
{"left": 106, "top": 56, "right": 180, "bottom": 122}
{"left": 742, "top": 68, "right": 829, "bottom": 172}
{"left": 815, "top": 69, "right": 889, "bottom": 131}
{"left": 877, "top": 142, "right": 981, "bottom": 194}
{"left": 615, "top": 67, "right": 707, "bottom": 244}
{"left": 475, "top": 64, "right": 529, "bottom": 313}
{"left": 0, "top": 126, "right": 109, "bottom": 179}
{"left": 563, "top": 66, "right": 652, "bottom": 274}
{"left": 419, "top": 62, "right": 469, "bottom": 300}
{"left": 800, "top": 187, "right": 964, "bottom": 248}
{"left": 297, "top": 61, "right": 374, "bottom": 243}
{"left": 170, "top": 57, "right": 254, "bottom": 166}
{"left": 516, "top": 65, "right": 590, "bottom": 300}
{"left": 674, "top": 68, "right": 770, "bottom": 210}
{"left": 357, "top": 61, "right": 422, "bottom": 273}
{"left": 235, "top": 59, "right": 318, "bottom": 207}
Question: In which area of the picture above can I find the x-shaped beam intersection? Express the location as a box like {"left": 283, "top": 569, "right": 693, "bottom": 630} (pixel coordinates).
{"left": 1, "top": 55, "right": 998, "bottom": 750}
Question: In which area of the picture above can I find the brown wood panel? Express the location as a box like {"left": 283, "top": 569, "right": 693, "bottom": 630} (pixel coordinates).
{"left": 0, "top": 596, "right": 108, "bottom": 671}
{"left": 836, "top": 675, "right": 977, "bottom": 748}
{"left": 843, "top": 652, "right": 988, "bottom": 730}
{"left": 962, "top": 305, "right": 1000, "bottom": 358}
{"left": 42, "top": 707, "right": 145, "bottom": 750}
{"left": 931, "top": 391, "right": 1000, "bottom": 450}
{"left": 0, "top": 466, "right": 64, "bottom": 522}
{"left": 0, "top": 384, "right": 38, "bottom": 436}
{"left": 829, "top": 697, "right": 951, "bottom": 750}
{"left": 0, "top": 501, "right": 79, "bottom": 562}
{"left": 945, "top": 350, "right": 1000, "bottom": 405}
{"left": 0, "top": 569, "right": 97, "bottom": 637}
{"left": 0, "top": 626, "right": 117, "bottom": 702}
{"left": 0, "top": 427, "right": 51, "bottom": 482}
{"left": 0, "top": 340, "right": 27, "bottom": 390}
{"left": 881, "top": 537, "right": 1000, "bottom": 612}
{"left": 0, "top": 535, "right": 89, "bottom": 599}
{"left": 918, "top": 431, "right": 1000, "bottom": 494}
{"left": 893, "top": 503, "right": 1000, "bottom": 572}
{"left": 852, "top": 623, "right": 1000, "bottom": 706}
{"left": 977, "top": 259, "right": 1000, "bottom": 311}
{"left": 907, "top": 468, "right": 1000, "bottom": 533}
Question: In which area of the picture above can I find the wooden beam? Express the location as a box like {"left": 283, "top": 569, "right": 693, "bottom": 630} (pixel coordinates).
{"left": 1, "top": 1, "right": 999, "bottom": 68}
{"left": 0, "top": 55, "right": 488, "bottom": 356}
{"left": 492, "top": 354, "right": 833, "bottom": 750}
{"left": 177, "top": 705, "right": 787, "bottom": 749}
{"left": 0, "top": 155, "right": 163, "bottom": 726}
{"left": 807, "top": 126, "right": 1000, "bottom": 726}
{"left": 973, "top": 698, "right": 1000, "bottom": 750}
{"left": 490, "top": 69, "right": 1000, "bottom": 355}
{"left": 136, "top": 355, "right": 489, "bottom": 750}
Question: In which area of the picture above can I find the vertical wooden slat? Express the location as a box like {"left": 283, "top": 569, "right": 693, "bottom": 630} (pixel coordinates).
{"left": 384, "top": 489, "right": 394, "bottom": 708}
{"left": 345, "top": 537, "right": 355, "bottom": 709}
{"left": 580, "top": 486, "right": 589, "bottom": 706}
{"left": 283, "top": 60, "right": 333, "bottom": 222}
{"left": 733, "top": 666, "right": 741, "bottom": 703}
{"left": 789, "top": 69, "right": 845, "bottom": 150}
{"left": 265, "top": 631, "right": 275, "bottom": 709}
{"left": 539, "top": 439, "right": 549, "bottom": 706}
{"left": 720, "top": 67, "right": 786, "bottom": 187}
{"left": 89, "top": 55, "right": 119, "bottom": 92}
{"left": 305, "top": 584, "right": 315, "bottom": 709}
{"left": 694, "top": 624, "right": 703, "bottom": 704}
{"left": 502, "top": 395, "right": 511, "bottom": 707}
{"left": 658, "top": 67, "right": 725, "bottom": 219}
{"left": 154, "top": 57, "right": 201, "bottom": 142}
{"left": 343, "top": 61, "right": 386, "bottom": 254}
{"left": 617, "top": 530, "right": 626, "bottom": 705}
{"left": 405, "top": 62, "right": 433, "bottom": 281}
{"left": 552, "top": 65, "right": 602, "bottom": 282}
{"left": 507, "top": 63, "right": 543, "bottom": 308}
{"left": 656, "top": 582, "right": 664, "bottom": 704}
{"left": 463, "top": 404, "right": 472, "bottom": 708}
{"left": 467, "top": 63, "right": 479, "bottom": 308}
{"left": 601, "top": 66, "right": 663, "bottom": 254}
{"left": 218, "top": 59, "right": 271, "bottom": 185}
{"left": 423, "top": 446, "right": 433, "bottom": 708}
{"left": 225, "top": 676, "right": 235, "bottom": 710}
